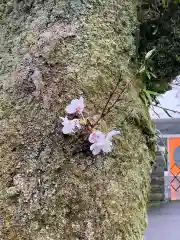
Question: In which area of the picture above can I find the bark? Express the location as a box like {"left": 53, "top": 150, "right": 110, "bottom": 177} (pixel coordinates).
{"left": 0, "top": 1, "right": 155, "bottom": 239}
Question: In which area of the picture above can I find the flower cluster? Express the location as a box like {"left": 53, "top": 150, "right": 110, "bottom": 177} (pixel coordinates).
{"left": 61, "top": 97, "right": 120, "bottom": 155}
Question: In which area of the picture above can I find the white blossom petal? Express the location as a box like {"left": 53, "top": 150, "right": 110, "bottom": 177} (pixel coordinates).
{"left": 89, "top": 129, "right": 120, "bottom": 155}
{"left": 102, "top": 140, "right": 112, "bottom": 153}
{"left": 90, "top": 143, "right": 102, "bottom": 155}
{"left": 62, "top": 125, "right": 74, "bottom": 134}
{"left": 61, "top": 116, "right": 81, "bottom": 134}
{"left": 88, "top": 131, "right": 105, "bottom": 143}
{"left": 65, "top": 96, "right": 85, "bottom": 114}
{"left": 65, "top": 104, "right": 76, "bottom": 114}
{"left": 106, "top": 130, "right": 120, "bottom": 140}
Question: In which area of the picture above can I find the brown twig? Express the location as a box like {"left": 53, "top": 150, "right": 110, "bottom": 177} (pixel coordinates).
{"left": 171, "top": 83, "right": 180, "bottom": 86}
{"left": 151, "top": 104, "right": 180, "bottom": 114}
{"left": 151, "top": 106, "right": 161, "bottom": 118}
{"left": 93, "top": 77, "right": 133, "bottom": 127}
{"left": 92, "top": 74, "right": 122, "bottom": 127}
{"left": 104, "top": 78, "right": 133, "bottom": 116}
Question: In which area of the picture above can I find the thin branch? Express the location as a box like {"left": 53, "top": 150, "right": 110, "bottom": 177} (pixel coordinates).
{"left": 93, "top": 78, "right": 133, "bottom": 127}
{"left": 151, "top": 104, "right": 180, "bottom": 114}
{"left": 151, "top": 106, "right": 161, "bottom": 118}
{"left": 92, "top": 74, "right": 122, "bottom": 126}
{"left": 104, "top": 78, "right": 133, "bottom": 115}
{"left": 171, "top": 83, "right": 180, "bottom": 87}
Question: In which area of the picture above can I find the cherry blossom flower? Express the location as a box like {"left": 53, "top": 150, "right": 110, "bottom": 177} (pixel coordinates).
{"left": 65, "top": 96, "right": 85, "bottom": 114}
{"left": 89, "top": 130, "right": 120, "bottom": 155}
{"left": 88, "top": 131, "right": 105, "bottom": 143}
{"left": 61, "top": 116, "right": 81, "bottom": 134}
{"left": 61, "top": 97, "right": 121, "bottom": 155}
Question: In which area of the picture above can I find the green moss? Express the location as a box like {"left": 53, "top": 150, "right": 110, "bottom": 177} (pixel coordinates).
{"left": 0, "top": 0, "right": 155, "bottom": 239}
{"left": 0, "top": 98, "right": 14, "bottom": 119}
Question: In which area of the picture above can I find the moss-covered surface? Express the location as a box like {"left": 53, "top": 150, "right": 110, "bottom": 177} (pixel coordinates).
{"left": 138, "top": 0, "right": 180, "bottom": 94}
{"left": 0, "top": 1, "right": 155, "bottom": 239}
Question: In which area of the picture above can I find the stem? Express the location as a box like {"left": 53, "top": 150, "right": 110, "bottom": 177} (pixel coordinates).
{"left": 80, "top": 112, "right": 86, "bottom": 122}
{"left": 104, "top": 79, "right": 133, "bottom": 115}
{"left": 151, "top": 106, "right": 161, "bottom": 118}
{"left": 151, "top": 104, "right": 180, "bottom": 114}
{"left": 92, "top": 74, "right": 122, "bottom": 126}
{"left": 93, "top": 78, "right": 133, "bottom": 127}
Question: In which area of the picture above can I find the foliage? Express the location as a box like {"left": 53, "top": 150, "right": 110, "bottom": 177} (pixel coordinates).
{"left": 138, "top": 0, "right": 180, "bottom": 94}
{"left": 139, "top": 88, "right": 159, "bottom": 107}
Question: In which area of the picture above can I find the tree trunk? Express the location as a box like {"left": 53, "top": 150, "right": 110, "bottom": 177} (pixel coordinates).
{"left": 0, "top": 1, "right": 155, "bottom": 239}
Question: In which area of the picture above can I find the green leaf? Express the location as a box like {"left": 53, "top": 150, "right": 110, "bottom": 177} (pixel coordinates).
{"left": 152, "top": 26, "right": 158, "bottom": 35}
{"left": 146, "top": 70, "right": 151, "bottom": 80}
{"left": 162, "top": 108, "right": 173, "bottom": 118}
{"left": 140, "top": 93, "right": 149, "bottom": 107}
{"left": 176, "top": 55, "right": 180, "bottom": 61}
{"left": 143, "top": 89, "right": 153, "bottom": 104}
{"left": 146, "top": 90, "right": 159, "bottom": 96}
{"left": 145, "top": 49, "right": 156, "bottom": 60}
{"left": 139, "top": 65, "right": 146, "bottom": 74}
{"left": 162, "top": 0, "right": 167, "bottom": 8}
{"left": 150, "top": 72, "right": 157, "bottom": 78}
